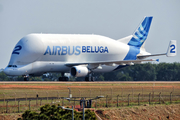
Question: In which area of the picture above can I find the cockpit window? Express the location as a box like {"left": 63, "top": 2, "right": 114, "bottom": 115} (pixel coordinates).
{"left": 8, "top": 65, "right": 17, "bottom": 68}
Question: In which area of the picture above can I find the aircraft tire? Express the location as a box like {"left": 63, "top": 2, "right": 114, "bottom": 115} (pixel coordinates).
{"left": 85, "top": 77, "right": 89, "bottom": 81}
{"left": 65, "top": 77, "right": 69, "bottom": 81}
{"left": 91, "top": 77, "right": 95, "bottom": 82}
{"left": 85, "top": 77, "right": 95, "bottom": 82}
{"left": 59, "top": 77, "right": 69, "bottom": 81}
{"left": 24, "top": 77, "right": 29, "bottom": 81}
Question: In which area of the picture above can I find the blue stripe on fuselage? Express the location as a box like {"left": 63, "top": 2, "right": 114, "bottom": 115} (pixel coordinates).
{"left": 124, "top": 46, "right": 140, "bottom": 60}
{"left": 113, "top": 46, "right": 140, "bottom": 71}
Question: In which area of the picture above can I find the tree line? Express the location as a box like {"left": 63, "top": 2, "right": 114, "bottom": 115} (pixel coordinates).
{"left": 0, "top": 62, "right": 180, "bottom": 81}
{"left": 94, "top": 62, "right": 180, "bottom": 81}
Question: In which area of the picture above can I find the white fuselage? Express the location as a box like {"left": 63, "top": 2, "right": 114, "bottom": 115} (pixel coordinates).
{"left": 4, "top": 34, "right": 131, "bottom": 76}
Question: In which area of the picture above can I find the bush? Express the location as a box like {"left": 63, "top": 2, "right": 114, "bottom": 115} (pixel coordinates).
{"left": 18, "top": 104, "right": 97, "bottom": 120}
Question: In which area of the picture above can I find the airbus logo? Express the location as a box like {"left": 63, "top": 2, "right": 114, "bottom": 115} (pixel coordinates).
{"left": 44, "top": 46, "right": 109, "bottom": 55}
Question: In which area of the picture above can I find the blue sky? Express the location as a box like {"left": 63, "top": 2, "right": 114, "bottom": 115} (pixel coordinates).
{"left": 0, "top": 0, "right": 180, "bottom": 69}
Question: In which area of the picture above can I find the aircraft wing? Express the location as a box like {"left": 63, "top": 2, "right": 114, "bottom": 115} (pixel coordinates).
{"left": 65, "top": 59, "right": 158, "bottom": 67}
{"left": 137, "top": 53, "right": 166, "bottom": 59}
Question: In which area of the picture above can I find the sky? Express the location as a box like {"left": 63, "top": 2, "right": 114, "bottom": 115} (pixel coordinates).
{"left": 0, "top": 0, "right": 180, "bottom": 69}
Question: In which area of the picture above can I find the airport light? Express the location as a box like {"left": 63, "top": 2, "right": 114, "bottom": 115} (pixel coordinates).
{"left": 58, "top": 106, "right": 74, "bottom": 120}
{"left": 65, "top": 96, "right": 104, "bottom": 120}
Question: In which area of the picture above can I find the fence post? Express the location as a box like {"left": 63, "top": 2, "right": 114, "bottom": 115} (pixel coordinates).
{"left": 36, "top": 92, "right": 38, "bottom": 106}
{"left": 79, "top": 89, "right": 81, "bottom": 97}
{"left": 51, "top": 99, "right": 53, "bottom": 105}
{"left": 46, "top": 91, "right": 48, "bottom": 103}
{"left": 152, "top": 86, "right": 154, "bottom": 99}
{"left": 159, "top": 92, "right": 161, "bottom": 104}
{"left": 18, "top": 100, "right": 20, "bottom": 113}
{"left": 132, "top": 87, "right": 134, "bottom": 101}
{"left": 173, "top": 86, "right": 174, "bottom": 92}
{"left": 25, "top": 93, "right": 27, "bottom": 105}
{"left": 117, "top": 94, "right": 119, "bottom": 107}
{"left": 40, "top": 99, "right": 42, "bottom": 106}
{"left": 57, "top": 91, "right": 59, "bottom": 99}
{"left": 106, "top": 95, "right": 108, "bottom": 107}
{"left": 14, "top": 92, "right": 16, "bottom": 105}
{"left": 152, "top": 91, "right": 154, "bottom": 100}
{"left": 29, "top": 100, "right": 31, "bottom": 110}
{"left": 95, "top": 100, "right": 97, "bottom": 108}
{"left": 111, "top": 88, "right": 113, "bottom": 100}
{"left": 170, "top": 92, "right": 172, "bottom": 104}
{"left": 100, "top": 88, "right": 101, "bottom": 96}
{"left": 121, "top": 87, "right": 123, "bottom": 100}
{"left": 138, "top": 93, "right": 140, "bottom": 106}
{"left": 74, "top": 98, "right": 75, "bottom": 108}
{"left": 68, "top": 88, "right": 71, "bottom": 98}
{"left": 3, "top": 93, "right": 5, "bottom": 106}
{"left": 149, "top": 93, "right": 151, "bottom": 104}
{"left": 128, "top": 94, "right": 130, "bottom": 106}
{"left": 90, "top": 89, "right": 91, "bottom": 98}
{"left": 6, "top": 100, "right": 8, "bottom": 113}
{"left": 142, "top": 87, "right": 144, "bottom": 100}
{"left": 62, "top": 97, "right": 64, "bottom": 106}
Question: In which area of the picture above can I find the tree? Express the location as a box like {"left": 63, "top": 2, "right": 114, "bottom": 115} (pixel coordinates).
{"left": 0, "top": 72, "right": 10, "bottom": 81}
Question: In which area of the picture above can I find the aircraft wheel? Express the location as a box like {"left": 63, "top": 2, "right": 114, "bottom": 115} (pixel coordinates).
{"left": 24, "top": 77, "right": 29, "bottom": 81}
{"left": 85, "top": 77, "right": 89, "bottom": 81}
{"left": 65, "top": 77, "right": 69, "bottom": 81}
{"left": 91, "top": 77, "right": 95, "bottom": 82}
{"left": 59, "top": 77, "right": 69, "bottom": 81}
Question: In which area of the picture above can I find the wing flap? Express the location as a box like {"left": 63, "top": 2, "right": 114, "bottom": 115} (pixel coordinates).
{"left": 65, "top": 59, "right": 158, "bottom": 67}
{"left": 137, "top": 53, "right": 166, "bottom": 59}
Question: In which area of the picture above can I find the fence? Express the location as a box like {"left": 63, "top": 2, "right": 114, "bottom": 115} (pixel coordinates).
{"left": 0, "top": 86, "right": 180, "bottom": 113}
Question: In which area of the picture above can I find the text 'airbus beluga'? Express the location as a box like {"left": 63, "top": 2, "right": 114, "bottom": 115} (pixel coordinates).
{"left": 4, "top": 16, "right": 176, "bottom": 81}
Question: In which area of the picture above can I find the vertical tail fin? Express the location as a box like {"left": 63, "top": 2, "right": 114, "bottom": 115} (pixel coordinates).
{"left": 128, "top": 16, "right": 153, "bottom": 48}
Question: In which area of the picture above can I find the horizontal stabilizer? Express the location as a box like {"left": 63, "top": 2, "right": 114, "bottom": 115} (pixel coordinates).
{"left": 137, "top": 40, "right": 176, "bottom": 59}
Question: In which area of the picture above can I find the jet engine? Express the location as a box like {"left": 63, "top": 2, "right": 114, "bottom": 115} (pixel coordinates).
{"left": 70, "top": 66, "right": 89, "bottom": 77}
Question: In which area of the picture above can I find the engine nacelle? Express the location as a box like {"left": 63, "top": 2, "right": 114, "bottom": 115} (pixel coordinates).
{"left": 70, "top": 66, "right": 89, "bottom": 77}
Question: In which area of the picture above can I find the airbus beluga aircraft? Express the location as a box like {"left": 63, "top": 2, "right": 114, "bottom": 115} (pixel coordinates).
{"left": 4, "top": 16, "right": 176, "bottom": 81}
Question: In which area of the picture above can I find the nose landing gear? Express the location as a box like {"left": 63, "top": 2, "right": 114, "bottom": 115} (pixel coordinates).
{"left": 23, "top": 75, "right": 29, "bottom": 81}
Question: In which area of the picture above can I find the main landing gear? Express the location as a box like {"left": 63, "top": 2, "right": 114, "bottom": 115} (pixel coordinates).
{"left": 58, "top": 73, "right": 69, "bottom": 81}
{"left": 24, "top": 77, "right": 29, "bottom": 81}
{"left": 85, "top": 73, "right": 95, "bottom": 82}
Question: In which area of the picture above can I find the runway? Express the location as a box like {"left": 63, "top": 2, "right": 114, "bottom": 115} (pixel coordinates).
{"left": 0, "top": 81, "right": 180, "bottom": 84}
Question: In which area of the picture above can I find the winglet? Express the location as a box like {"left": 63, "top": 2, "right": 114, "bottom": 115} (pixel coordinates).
{"left": 166, "top": 40, "right": 177, "bottom": 57}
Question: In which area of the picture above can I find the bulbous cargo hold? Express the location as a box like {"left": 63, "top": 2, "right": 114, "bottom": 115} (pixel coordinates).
{"left": 8, "top": 34, "right": 44, "bottom": 66}
{"left": 8, "top": 33, "right": 130, "bottom": 65}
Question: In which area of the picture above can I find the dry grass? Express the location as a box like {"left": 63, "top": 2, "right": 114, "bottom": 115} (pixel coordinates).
{"left": 96, "top": 104, "right": 180, "bottom": 120}
{"left": 0, "top": 82, "right": 180, "bottom": 119}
